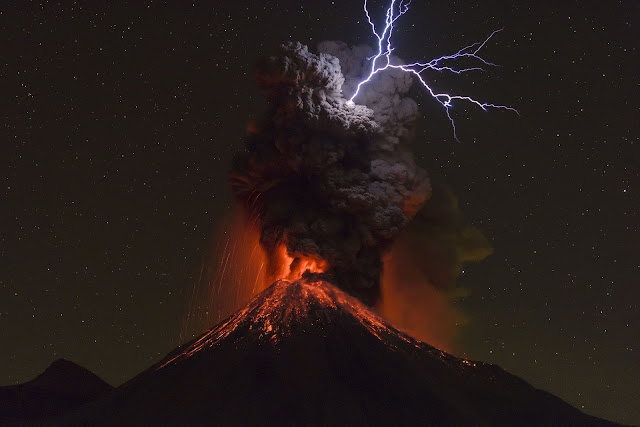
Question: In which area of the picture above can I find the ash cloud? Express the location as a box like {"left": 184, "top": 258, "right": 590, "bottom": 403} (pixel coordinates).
{"left": 379, "top": 183, "right": 494, "bottom": 351}
{"left": 318, "top": 40, "right": 419, "bottom": 149}
{"left": 392, "top": 184, "right": 494, "bottom": 292}
{"left": 230, "top": 42, "right": 429, "bottom": 305}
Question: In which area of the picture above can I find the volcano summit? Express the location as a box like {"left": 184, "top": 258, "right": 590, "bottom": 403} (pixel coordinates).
{"left": 63, "top": 279, "right": 615, "bottom": 425}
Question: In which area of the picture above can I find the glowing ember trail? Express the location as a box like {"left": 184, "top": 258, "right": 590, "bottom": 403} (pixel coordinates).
{"left": 348, "top": 0, "right": 518, "bottom": 141}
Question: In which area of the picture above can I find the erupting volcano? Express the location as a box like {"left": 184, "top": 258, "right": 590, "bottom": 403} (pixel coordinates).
{"left": 2, "top": 13, "right": 620, "bottom": 426}
{"left": 192, "top": 38, "right": 495, "bottom": 353}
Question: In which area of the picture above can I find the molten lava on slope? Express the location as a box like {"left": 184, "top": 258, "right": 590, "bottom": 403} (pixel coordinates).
{"left": 164, "top": 279, "right": 420, "bottom": 369}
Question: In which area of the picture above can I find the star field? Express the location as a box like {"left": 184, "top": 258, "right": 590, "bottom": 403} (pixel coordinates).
{"left": 1, "top": 1, "right": 638, "bottom": 424}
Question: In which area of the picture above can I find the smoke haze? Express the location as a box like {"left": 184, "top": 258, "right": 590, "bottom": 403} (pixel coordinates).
{"left": 379, "top": 184, "right": 493, "bottom": 351}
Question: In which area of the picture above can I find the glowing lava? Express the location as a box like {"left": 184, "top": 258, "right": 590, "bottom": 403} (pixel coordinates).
{"left": 266, "top": 242, "right": 328, "bottom": 285}
{"left": 162, "top": 278, "right": 425, "bottom": 369}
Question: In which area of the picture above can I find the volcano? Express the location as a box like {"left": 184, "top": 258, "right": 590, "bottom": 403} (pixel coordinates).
{"left": 62, "top": 279, "right": 616, "bottom": 425}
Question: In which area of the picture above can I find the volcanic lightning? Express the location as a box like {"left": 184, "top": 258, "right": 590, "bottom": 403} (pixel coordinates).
{"left": 349, "top": 0, "right": 518, "bottom": 141}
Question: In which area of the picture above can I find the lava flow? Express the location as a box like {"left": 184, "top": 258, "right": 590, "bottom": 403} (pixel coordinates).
{"left": 164, "top": 279, "right": 423, "bottom": 370}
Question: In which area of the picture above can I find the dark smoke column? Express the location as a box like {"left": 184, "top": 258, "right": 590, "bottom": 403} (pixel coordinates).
{"left": 230, "top": 42, "right": 429, "bottom": 305}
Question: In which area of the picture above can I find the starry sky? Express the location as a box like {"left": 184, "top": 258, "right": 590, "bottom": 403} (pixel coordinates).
{"left": 2, "top": 0, "right": 638, "bottom": 424}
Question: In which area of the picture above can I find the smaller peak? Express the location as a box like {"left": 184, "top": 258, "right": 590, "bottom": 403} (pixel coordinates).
{"left": 46, "top": 358, "right": 79, "bottom": 370}
{"left": 30, "top": 359, "right": 113, "bottom": 393}
{"left": 41, "top": 358, "right": 92, "bottom": 378}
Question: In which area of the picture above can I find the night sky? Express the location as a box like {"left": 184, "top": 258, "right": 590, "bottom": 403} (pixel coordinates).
{"left": 2, "top": 0, "right": 638, "bottom": 424}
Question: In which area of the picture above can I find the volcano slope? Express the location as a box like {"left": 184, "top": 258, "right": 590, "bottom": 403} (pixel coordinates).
{"left": 70, "top": 279, "right": 617, "bottom": 425}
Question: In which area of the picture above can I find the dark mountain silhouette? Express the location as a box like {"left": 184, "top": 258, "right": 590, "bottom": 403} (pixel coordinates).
{"left": 64, "top": 279, "right": 618, "bottom": 426}
{"left": 0, "top": 358, "right": 113, "bottom": 423}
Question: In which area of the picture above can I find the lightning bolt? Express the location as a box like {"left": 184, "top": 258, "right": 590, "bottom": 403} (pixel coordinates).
{"left": 347, "top": 0, "right": 518, "bottom": 141}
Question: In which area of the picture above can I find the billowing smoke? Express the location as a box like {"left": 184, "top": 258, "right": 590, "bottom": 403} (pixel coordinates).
{"left": 314, "top": 41, "right": 495, "bottom": 348}
{"left": 230, "top": 42, "right": 429, "bottom": 305}
{"left": 317, "top": 40, "right": 419, "bottom": 149}
{"left": 390, "top": 184, "right": 494, "bottom": 292}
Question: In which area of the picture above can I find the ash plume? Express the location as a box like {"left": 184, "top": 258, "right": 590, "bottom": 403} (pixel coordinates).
{"left": 230, "top": 42, "right": 429, "bottom": 305}
{"left": 317, "top": 40, "right": 419, "bottom": 149}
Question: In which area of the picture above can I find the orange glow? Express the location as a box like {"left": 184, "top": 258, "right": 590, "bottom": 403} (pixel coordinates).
{"left": 245, "top": 119, "right": 260, "bottom": 135}
{"left": 182, "top": 208, "right": 462, "bottom": 356}
{"left": 181, "top": 207, "right": 329, "bottom": 340}
{"left": 266, "top": 243, "right": 328, "bottom": 285}
{"left": 377, "top": 241, "right": 464, "bottom": 354}
{"left": 180, "top": 209, "right": 267, "bottom": 341}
